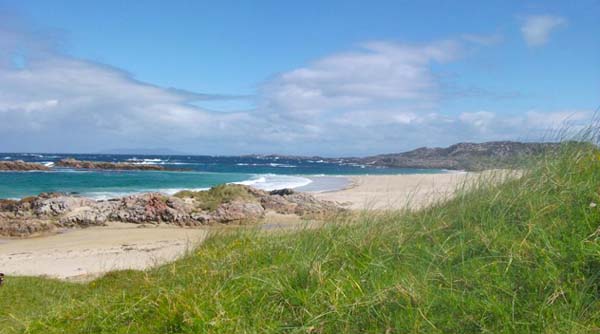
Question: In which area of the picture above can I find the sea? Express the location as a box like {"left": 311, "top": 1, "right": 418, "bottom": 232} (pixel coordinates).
{"left": 0, "top": 153, "right": 446, "bottom": 200}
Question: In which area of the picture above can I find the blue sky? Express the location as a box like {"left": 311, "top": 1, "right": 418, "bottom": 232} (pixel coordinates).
{"left": 0, "top": 0, "right": 598, "bottom": 155}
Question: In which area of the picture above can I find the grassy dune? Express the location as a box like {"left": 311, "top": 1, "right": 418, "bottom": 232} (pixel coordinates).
{"left": 1, "top": 141, "right": 600, "bottom": 333}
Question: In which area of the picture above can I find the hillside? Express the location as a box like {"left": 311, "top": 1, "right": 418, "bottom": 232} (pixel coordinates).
{"left": 352, "top": 141, "right": 561, "bottom": 171}
{"left": 1, "top": 141, "right": 599, "bottom": 332}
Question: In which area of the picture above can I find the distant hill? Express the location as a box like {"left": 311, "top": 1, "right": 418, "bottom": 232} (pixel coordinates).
{"left": 348, "top": 141, "right": 562, "bottom": 171}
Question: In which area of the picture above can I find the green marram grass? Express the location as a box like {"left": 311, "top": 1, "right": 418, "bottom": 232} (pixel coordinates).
{"left": 174, "top": 184, "right": 257, "bottom": 211}
{"left": 1, "top": 140, "right": 600, "bottom": 333}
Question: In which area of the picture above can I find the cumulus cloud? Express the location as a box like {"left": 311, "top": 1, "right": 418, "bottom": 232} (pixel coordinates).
{"left": 261, "top": 40, "right": 461, "bottom": 119}
{"left": 254, "top": 40, "right": 463, "bottom": 149}
{"left": 0, "top": 14, "right": 590, "bottom": 156}
{"left": 520, "top": 15, "right": 567, "bottom": 47}
{"left": 0, "top": 15, "right": 261, "bottom": 153}
{"left": 0, "top": 56, "right": 260, "bottom": 152}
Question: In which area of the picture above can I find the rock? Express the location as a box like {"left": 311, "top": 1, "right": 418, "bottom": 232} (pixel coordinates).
{"left": 55, "top": 158, "right": 180, "bottom": 171}
{"left": 190, "top": 212, "right": 213, "bottom": 224}
{"left": 110, "top": 193, "right": 192, "bottom": 224}
{"left": 260, "top": 195, "right": 298, "bottom": 214}
{"left": 0, "top": 219, "right": 56, "bottom": 237}
{"left": 0, "top": 184, "right": 342, "bottom": 237}
{"left": 0, "top": 160, "right": 50, "bottom": 171}
{"left": 212, "top": 201, "right": 265, "bottom": 223}
{"left": 285, "top": 193, "right": 341, "bottom": 217}
{"left": 34, "top": 195, "right": 96, "bottom": 216}
{"left": 269, "top": 188, "right": 295, "bottom": 196}
{"left": 59, "top": 206, "right": 109, "bottom": 227}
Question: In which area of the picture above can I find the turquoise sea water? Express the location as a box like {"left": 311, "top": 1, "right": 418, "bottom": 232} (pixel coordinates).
{"left": 0, "top": 153, "right": 446, "bottom": 199}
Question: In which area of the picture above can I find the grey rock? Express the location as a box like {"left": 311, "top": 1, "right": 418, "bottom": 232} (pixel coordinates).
{"left": 213, "top": 201, "right": 265, "bottom": 223}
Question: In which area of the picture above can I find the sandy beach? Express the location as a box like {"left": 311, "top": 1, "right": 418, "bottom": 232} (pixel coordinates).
{"left": 0, "top": 172, "right": 489, "bottom": 280}
{"left": 0, "top": 223, "right": 207, "bottom": 281}
{"left": 315, "top": 172, "right": 479, "bottom": 210}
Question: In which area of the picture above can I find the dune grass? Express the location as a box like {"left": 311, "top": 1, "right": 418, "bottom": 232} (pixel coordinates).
{"left": 1, "top": 140, "right": 600, "bottom": 333}
{"left": 174, "top": 184, "right": 257, "bottom": 211}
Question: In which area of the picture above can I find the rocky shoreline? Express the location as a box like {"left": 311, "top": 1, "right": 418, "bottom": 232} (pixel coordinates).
{"left": 0, "top": 158, "right": 187, "bottom": 171}
{"left": 0, "top": 185, "right": 342, "bottom": 237}
{"left": 0, "top": 160, "right": 50, "bottom": 171}
{"left": 54, "top": 158, "right": 173, "bottom": 171}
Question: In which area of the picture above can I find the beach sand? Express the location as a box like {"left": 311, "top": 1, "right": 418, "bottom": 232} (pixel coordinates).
{"left": 0, "top": 172, "right": 507, "bottom": 281}
{"left": 0, "top": 222, "right": 207, "bottom": 281}
{"left": 315, "top": 171, "right": 506, "bottom": 210}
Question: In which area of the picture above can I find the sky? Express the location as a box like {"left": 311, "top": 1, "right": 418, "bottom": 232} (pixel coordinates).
{"left": 0, "top": 0, "right": 598, "bottom": 156}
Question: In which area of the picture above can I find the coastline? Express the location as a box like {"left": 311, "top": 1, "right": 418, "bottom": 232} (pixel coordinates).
{"left": 0, "top": 171, "right": 471, "bottom": 280}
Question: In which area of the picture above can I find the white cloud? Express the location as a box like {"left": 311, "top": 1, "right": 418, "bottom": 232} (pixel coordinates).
{"left": 0, "top": 15, "right": 591, "bottom": 156}
{"left": 0, "top": 56, "right": 258, "bottom": 150}
{"left": 254, "top": 40, "right": 463, "bottom": 151}
{"left": 521, "top": 15, "right": 567, "bottom": 47}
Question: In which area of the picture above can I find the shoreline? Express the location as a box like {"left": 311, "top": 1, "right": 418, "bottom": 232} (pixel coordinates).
{"left": 0, "top": 171, "right": 484, "bottom": 280}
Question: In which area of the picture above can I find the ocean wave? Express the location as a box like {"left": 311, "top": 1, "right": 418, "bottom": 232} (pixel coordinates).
{"left": 234, "top": 162, "right": 297, "bottom": 168}
{"left": 269, "top": 163, "right": 297, "bottom": 168}
{"left": 233, "top": 174, "right": 312, "bottom": 191}
{"left": 127, "top": 158, "right": 165, "bottom": 165}
{"left": 84, "top": 187, "right": 212, "bottom": 200}
{"left": 83, "top": 191, "right": 139, "bottom": 200}
{"left": 126, "top": 157, "right": 193, "bottom": 166}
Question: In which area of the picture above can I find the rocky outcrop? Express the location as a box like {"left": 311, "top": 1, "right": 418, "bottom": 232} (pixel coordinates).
{"left": 55, "top": 158, "right": 170, "bottom": 171}
{"left": 261, "top": 189, "right": 339, "bottom": 217}
{"left": 0, "top": 160, "right": 50, "bottom": 171}
{"left": 212, "top": 201, "right": 265, "bottom": 223}
{"left": 0, "top": 185, "right": 342, "bottom": 237}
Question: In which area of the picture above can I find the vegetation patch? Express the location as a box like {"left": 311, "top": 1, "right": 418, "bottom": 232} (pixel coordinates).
{"left": 174, "top": 184, "right": 257, "bottom": 211}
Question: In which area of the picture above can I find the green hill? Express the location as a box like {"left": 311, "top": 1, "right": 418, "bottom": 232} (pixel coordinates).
{"left": 1, "top": 141, "right": 599, "bottom": 333}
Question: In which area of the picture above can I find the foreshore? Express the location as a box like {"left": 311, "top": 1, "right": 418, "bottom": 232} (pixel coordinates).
{"left": 0, "top": 171, "right": 501, "bottom": 280}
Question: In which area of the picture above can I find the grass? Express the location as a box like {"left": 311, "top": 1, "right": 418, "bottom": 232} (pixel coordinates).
{"left": 1, "top": 140, "right": 600, "bottom": 333}
{"left": 174, "top": 184, "right": 257, "bottom": 211}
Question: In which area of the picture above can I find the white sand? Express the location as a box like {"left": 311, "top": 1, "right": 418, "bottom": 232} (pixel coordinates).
{"left": 0, "top": 222, "right": 207, "bottom": 281}
{"left": 315, "top": 171, "right": 509, "bottom": 210}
